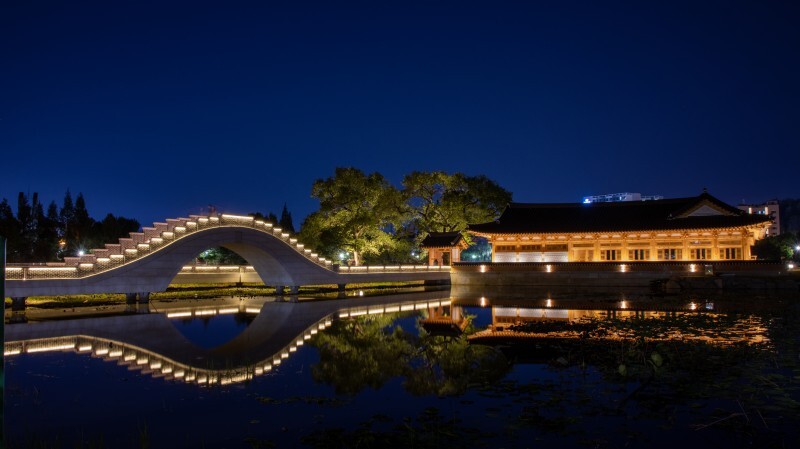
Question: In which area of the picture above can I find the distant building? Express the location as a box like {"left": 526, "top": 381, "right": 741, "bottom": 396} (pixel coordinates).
{"left": 582, "top": 192, "right": 664, "bottom": 204}
{"left": 738, "top": 200, "right": 780, "bottom": 236}
{"left": 469, "top": 191, "right": 770, "bottom": 262}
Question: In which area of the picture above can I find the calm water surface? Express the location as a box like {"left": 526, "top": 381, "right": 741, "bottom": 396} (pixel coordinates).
{"left": 4, "top": 288, "right": 800, "bottom": 448}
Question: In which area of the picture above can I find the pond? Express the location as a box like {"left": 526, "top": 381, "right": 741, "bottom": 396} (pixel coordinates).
{"left": 4, "top": 288, "right": 800, "bottom": 448}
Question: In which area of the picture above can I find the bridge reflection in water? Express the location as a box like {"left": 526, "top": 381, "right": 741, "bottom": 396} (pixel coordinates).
{"left": 4, "top": 291, "right": 453, "bottom": 386}
{"left": 6, "top": 286, "right": 780, "bottom": 388}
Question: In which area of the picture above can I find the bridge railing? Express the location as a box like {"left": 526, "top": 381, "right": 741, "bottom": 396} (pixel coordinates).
{"left": 335, "top": 264, "right": 451, "bottom": 273}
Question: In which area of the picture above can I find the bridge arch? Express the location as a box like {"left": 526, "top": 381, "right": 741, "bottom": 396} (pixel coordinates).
{"left": 4, "top": 213, "right": 450, "bottom": 298}
{"left": 127, "top": 226, "right": 341, "bottom": 291}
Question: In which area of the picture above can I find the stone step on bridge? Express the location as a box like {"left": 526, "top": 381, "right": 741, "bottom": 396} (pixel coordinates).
{"left": 5, "top": 213, "right": 450, "bottom": 310}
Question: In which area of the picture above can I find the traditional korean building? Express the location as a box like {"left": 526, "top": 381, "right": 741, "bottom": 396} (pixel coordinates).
{"left": 420, "top": 232, "right": 467, "bottom": 266}
{"left": 468, "top": 191, "right": 771, "bottom": 263}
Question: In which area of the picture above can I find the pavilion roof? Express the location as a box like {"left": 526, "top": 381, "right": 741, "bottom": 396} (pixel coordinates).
{"left": 420, "top": 232, "right": 466, "bottom": 248}
{"left": 468, "top": 191, "right": 770, "bottom": 235}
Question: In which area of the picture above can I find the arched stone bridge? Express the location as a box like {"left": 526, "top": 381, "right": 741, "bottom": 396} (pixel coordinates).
{"left": 5, "top": 213, "right": 449, "bottom": 302}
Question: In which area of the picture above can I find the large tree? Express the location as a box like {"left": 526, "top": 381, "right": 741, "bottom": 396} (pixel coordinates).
{"left": 300, "top": 167, "right": 406, "bottom": 266}
{"left": 402, "top": 171, "right": 512, "bottom": 243}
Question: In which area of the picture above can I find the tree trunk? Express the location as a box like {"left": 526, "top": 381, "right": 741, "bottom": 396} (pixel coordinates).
{"left": 353, "top": 251, "right": 360, "bottom": 266}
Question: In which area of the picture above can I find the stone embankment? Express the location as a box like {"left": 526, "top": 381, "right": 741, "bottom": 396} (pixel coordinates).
{"left": 451, "top": 261, "right": 798, "bottom": 292}
{"left": 658, "top": 274, "right": 799, "bottom": 293}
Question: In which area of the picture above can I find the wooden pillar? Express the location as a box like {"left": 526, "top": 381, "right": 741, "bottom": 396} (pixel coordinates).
{"left": 649, "top": 238, "right": 657, "bottom": 261}
{"left": 622, "top": 238, "right": 629, "bottom": 261}
{"left": 711, "top": 232, "right": 719, "bottom": 261}
{"left": 742, "top": 235, "right": 751, "bottom": 260}
{"left": 681, "top": 233, "right": 689, "bottom": 261}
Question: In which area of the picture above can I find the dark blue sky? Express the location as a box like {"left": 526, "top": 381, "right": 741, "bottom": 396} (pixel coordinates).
{"left": 2, "top": 1, "right": 798, "bottom": 228}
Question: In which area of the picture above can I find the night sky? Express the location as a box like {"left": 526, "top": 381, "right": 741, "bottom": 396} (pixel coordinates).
{"left": 2, "top": 1, "right": 798, "bottom": 228}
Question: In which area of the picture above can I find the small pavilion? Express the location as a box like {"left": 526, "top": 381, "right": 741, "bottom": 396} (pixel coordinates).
{"left": 420, "top": 232, "right": 468, "bottom": 266}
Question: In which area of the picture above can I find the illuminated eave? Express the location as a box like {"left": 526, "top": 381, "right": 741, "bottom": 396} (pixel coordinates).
{"left": 470, "top": 223, "right": 769, "bottom": 241}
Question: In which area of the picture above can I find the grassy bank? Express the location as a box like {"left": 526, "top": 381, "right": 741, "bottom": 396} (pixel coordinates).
{"left": 4, "top": 281, "right": 427, "bottom": 309}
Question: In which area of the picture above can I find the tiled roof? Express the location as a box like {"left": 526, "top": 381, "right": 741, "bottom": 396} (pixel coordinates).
{"left": 468, "top": 192, "right": 771, "bottom": 235}
{"left": 420, "top": 232, "right": 464, "bottom": 248}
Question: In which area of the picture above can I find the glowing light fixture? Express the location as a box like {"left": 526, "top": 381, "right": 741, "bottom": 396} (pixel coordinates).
{"left": 27, "top": 344, "right": 75, "bottom": 353}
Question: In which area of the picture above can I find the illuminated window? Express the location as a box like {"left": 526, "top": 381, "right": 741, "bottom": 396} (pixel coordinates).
{"left": 628, "top": 249, "right": 650, "bottom": 260}
{"left": 495, "top": 245, "right": 516, "bottom": 252}
{"left": 657, "top": 249, "right": 682, "bottom": 260}
{"left": 690, "top": 248, "right": 711, "bottom": 260}
{"left": 719, "top": 248, "right": 740, "bottom": 260}
{"left": 600, "top": 249, "right": 620, "bottom": 261}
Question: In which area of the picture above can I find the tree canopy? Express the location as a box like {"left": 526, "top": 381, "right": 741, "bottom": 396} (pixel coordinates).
{"left": 300, "top": 167, "right": 406, "bottom": 266}
{"left": 298, "top": 168, "right": 511, "bottom": 264}
{"left": 403, "top": 171, "right": 512, "bottom": 244}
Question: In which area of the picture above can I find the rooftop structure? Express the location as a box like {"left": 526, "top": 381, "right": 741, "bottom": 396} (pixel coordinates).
{"left": 469, "top": 191, "right": 771, "bottom": 263}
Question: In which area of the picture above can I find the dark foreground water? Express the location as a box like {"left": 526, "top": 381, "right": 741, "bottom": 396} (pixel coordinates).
{"left": 4, "top": 288, "right": 800, "bottom": 448}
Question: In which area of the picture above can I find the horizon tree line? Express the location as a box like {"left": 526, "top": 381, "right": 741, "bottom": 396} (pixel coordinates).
{"left": 0, "top": 191, "right": 140, "bottom": 263}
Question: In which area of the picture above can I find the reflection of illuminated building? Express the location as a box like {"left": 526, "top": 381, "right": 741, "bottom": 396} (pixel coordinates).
{"left": 417, "top": 302, "right": 467, "bottom": 334}
{"left": 468, "top": 304, "right": 769, "bottom": 346}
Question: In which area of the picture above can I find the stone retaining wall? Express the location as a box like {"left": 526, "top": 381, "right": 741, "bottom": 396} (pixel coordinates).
{"left": 451, "top": 261, "right": 797, "bottom": 291}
